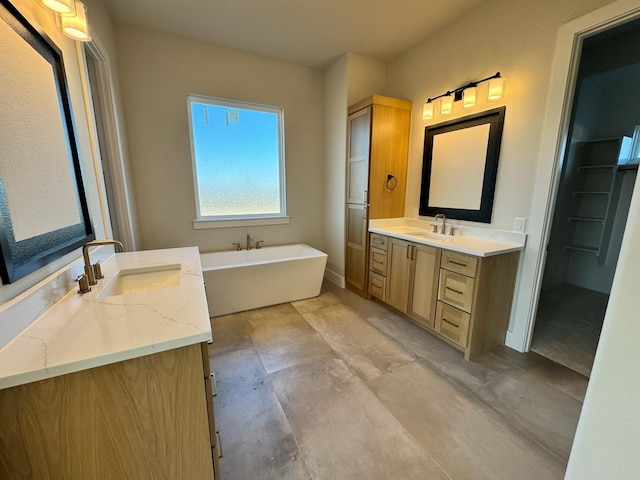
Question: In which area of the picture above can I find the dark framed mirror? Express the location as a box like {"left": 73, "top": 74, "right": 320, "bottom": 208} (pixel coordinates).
{"left": 0, "top": 0, "right": 94, "bottom": 284}
{"left": 419, "top": 106, "right": 506, "bottom": 223}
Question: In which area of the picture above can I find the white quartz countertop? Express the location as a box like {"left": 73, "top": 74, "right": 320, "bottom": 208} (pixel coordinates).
{"left": 0, "top": 247, "right": 212, "bottom": 390}
{"left": 369, "top": 218, "right": 526, "bottom": 257}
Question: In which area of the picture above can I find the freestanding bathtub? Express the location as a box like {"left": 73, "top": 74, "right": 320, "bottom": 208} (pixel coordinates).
{"left": 200, "top": 244, "right": 328, "bottom": 317}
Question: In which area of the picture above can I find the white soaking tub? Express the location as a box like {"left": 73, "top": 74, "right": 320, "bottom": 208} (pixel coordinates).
{"left": 200, "top": 244, "right": 328, "bottom": 317}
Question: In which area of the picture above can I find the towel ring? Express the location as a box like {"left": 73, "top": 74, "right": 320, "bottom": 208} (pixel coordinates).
{"left": 385, "top": 174, "right": 398, "bottom": 191}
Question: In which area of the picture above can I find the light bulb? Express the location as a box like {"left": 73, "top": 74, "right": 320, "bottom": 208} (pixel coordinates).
{"left": 440, "top": 95, "right": 453, "bottom": 115}
{"left": 463, "top": 87, "right": 477, "bottom": 108}
{"left": 423, "top": 102, "right": 434, "bottom": 120}
{"left": 60, "top": 1, "right": 90, "bottom": 42}
{"left": 487, "top": 77, "right": 504, "bottom": 100}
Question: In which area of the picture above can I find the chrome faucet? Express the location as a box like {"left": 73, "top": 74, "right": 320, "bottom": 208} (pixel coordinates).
{"left": 434, "top": 214, "right": 446, "bottom": 234}
{"left": 246, "top": 234, "right": 254, "bottom": 250}
{"left": 82, "top": 239, "right": 124, "bottom": 286}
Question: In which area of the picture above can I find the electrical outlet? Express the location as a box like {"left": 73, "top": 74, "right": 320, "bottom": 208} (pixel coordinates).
{"left": 513, "top": 217, "right": 526, "bottom": 233}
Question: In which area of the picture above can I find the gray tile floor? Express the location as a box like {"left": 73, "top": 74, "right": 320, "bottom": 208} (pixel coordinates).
{"left": 531, "top": 283, "right": 608, "bottom": 377}
{"left": 208, "top": 282, "right": 588, "bottom": 480}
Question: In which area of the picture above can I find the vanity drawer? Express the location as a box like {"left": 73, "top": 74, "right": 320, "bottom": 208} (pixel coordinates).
{"left": 370, "top": 233, "right": 388, "bottom": 251}
{"left": 368, "top": 272, "right": 386, "bottom": 301}
{"left": 438, "top": 269, "right": 475, "bottom": 313}
{"left": 369, "top": 247, "right": 387, "bottom": 276}
{"left": 435, "top": 301, "right": 470, "bottom": 348}
{"left": 441, "top": 250, "right": 478, "bottom": 278}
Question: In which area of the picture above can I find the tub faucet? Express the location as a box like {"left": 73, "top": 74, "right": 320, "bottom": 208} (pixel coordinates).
{"left": 434, "top": 214, "right": 446, "bottom": 234}
{"left": 82, "top": 239, "right": 125, "bottom": 286}
{"left": 246, "top": 234, "right": 254, "bottom": 250}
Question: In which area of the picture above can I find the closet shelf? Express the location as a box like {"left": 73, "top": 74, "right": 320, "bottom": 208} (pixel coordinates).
{"left": 563, "top": 244, "right": 599, "bottom": 254}
{"left": 578, "top": 164, "right": 616, "bottom": 170}
{"left": 568, "top": 216, "right": 605, "bottom": 223}
{"left": 572, "top": 191, "right": 610, "bottom": 196}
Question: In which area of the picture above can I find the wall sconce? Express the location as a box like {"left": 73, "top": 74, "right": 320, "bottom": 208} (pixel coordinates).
{"left": 422, "top": 72, "right": 503, "bottom": 120}
{"left": 38, "top": 0, "right": 91, "bottom": 42}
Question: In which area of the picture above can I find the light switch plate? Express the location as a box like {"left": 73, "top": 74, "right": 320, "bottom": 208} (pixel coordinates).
{"left": 513, "top": 217, "right": 526, "bottom": 233}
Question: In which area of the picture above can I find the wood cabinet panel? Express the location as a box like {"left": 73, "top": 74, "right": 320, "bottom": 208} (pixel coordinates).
{"left": 0, "top": 345, "right": 214, "bottom": 480}
{"left": 385, "top": 238, "right": 412, "bottom": 313}
{"left": 408, "top": 244, "right": 441, "bottom": 329}
{"left": 438, "top": 269, "right": 475, "bottom": 313}
{"left": 346, "top": 204, "right": 368, "bottom": 293}
{"left": 369, "top": 247, "right": 387, "bottom": 276}
{"left": 441, "top": 250, "right": 478, "bottom": 277}
{"left": 436, "top": 301, "right": 470, "bottom": 347}
{"left": 370, "top": 233, "right": 389, "bottom": 251}
{"left": 368, "top": 271, "right": 386, "bottom": 301}
{"left": 368, "top": 104, "right": 411, "bottom": 220}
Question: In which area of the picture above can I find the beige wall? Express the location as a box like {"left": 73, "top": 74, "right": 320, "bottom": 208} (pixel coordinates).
{"left": 114, "top": 25, "right": 325, "bottom": 253}
{"left": 322, "top": 53, "right": 387, "bottom": 284}
{"left": 0, "top": 0, "right": 110, "bottom": 303}
{"left": 323, "top": 55, "right": 348, "bottom": 282}
{"left": 384, "top": 0, "right": 615, "bottom": 349}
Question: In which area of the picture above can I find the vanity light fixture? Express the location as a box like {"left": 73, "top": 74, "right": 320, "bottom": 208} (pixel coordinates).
{"left": 38, "top": 0, "right": 75, "bottom": 15}
{"left": 37, "top": 0, "right": 91, "bottom": 42}
{"left": 422, "top": 72, "right": 503, "bottom": 120}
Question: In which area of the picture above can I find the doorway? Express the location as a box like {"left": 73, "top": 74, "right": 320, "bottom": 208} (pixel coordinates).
{"left": 530, "top": 18, "right": 640, "bottom": 376}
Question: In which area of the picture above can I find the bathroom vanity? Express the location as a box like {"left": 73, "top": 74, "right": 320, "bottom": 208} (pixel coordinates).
{"left": 0, "top": 247, "right": 221, "bottom": 479}
{"left": 368, "top": 219, "right": 525, "bottom": 359}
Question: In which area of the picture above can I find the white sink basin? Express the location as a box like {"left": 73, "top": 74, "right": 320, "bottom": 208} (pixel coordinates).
{"left": 98, "top": 264, "right": 181, "bottom": 298}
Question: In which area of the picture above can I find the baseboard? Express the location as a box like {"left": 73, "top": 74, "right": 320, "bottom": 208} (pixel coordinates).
{"left": 324, "top": 268, "right": 345, "bottom": 288}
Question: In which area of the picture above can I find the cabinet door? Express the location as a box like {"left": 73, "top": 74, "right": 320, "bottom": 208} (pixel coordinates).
{"left": 385, "top": 238, "right": 411, "bottom": 313}
{"left": 408, "top": 244, "right": 441, "bottom": 329}
{"left": 346, "top": 107, "right": 371, "bottom": 204}
{"left": 345, "top": 204, "right": 368, "bottom": 292}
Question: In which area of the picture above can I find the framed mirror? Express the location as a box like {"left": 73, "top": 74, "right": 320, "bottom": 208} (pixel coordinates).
{"left": 0, "top": 0, "right": 94, "bottom": 284}
{"left": 419, "top": 106, "right": 506, "bottom": 223}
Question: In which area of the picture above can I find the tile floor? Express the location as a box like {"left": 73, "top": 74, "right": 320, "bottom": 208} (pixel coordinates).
{"left": 208, "top": 282, "right": 588, "bottom": 480}
{"left": 531, "top": 283, "right": 608, "bottom": 377}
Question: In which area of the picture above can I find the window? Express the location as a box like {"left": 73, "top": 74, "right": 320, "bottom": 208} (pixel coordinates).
{"left": 187, "top": 95, "right": 287, "bottom": 228}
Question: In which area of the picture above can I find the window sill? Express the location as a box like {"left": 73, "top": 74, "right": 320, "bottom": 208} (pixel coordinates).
{"left": 193, "top": 216, "right": 290, "bottom": 230}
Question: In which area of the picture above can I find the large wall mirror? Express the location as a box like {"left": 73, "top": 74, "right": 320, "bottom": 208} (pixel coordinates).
{"left": 0, "top": 0, "right": 94, "bottom": 284}
{"left": 419, "top": 107, "right": 506, "bottom": 223}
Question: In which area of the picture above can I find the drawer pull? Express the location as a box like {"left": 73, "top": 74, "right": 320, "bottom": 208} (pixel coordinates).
{"left": 442, "top": 317, "right": 460, "bottom": 328}
{"left": 373, "top": 260, "right": 383, "bottom": 266}
{"left": 446, "top": 286, "right": 464, "bottom": 295}
{"left": 210, "top": 373, "right": 218, "bottom": 397}
{"left": 449, "top": 260, "right": 467, "bottom": 267}
{"left": 216, "top": 431, "right": 223, "bottom": 458}
{"left": 373, "top": 238, "right": 384, "bottom": 244}
{"left": 372, "top": 280, "right": 382, "bottom": 288}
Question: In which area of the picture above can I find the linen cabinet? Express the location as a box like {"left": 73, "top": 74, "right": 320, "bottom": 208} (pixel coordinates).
{"left": 345, "top": 95, "right": 412, "bottom": 296}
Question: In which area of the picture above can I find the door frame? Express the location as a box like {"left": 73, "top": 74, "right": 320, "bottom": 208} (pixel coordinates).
{"left": 522, "top": 0, "right": 640, "bottom": 351}
{"left": 77, "top": 36, "right": 137, "bottom": 251}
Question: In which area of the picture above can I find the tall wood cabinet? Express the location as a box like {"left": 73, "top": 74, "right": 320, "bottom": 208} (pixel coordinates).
{"left": 345, "top": 95, "right": 412, "bottom": 296}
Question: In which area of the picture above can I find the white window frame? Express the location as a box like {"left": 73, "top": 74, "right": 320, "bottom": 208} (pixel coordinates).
{"left": 187, "top": 94, "right": 288, "bottom": 229}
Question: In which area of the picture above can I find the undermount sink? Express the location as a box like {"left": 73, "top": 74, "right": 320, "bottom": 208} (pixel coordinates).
{"left": 98, "top": 264, "right": 182, "bottom": 298}
{"left": 412, "top": 231, "right": 449, "bottom": 240}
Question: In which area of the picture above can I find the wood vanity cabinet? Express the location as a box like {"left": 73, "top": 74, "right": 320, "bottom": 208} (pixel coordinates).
{"left": 345, "top": 95, "right": 412, "bottom": 297}
{"left": 385, "top": 237, "right": 440, "bottom": 329}
{"left": 0, "top": 343, "right": 221, "bottom": 480}
{"left": 370, "top": 234, "right": 520, "bottom": 359}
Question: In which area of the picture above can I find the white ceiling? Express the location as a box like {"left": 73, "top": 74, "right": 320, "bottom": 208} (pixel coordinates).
{"left": 101, "top": 0, "right": 487, "bottom": 69}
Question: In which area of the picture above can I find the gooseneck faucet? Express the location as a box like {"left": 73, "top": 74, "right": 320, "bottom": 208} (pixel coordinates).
{"left": 82, "top": 240, "right": 125, "bottom": 286}
{"left": 246, "top": 234, "right": 254, "bottom": 250}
